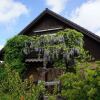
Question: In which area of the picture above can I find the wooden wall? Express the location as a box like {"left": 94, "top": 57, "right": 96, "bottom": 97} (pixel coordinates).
{"left": 25, "top": 67, "right": 64, "bottom": 82}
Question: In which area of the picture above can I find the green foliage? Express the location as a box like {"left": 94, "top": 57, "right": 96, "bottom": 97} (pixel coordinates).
{"left": 1, "top": 29, "right": 99, "bottom": 99}
{"left": 59, "top": 62, "right": 100, "bottom": 100}
{"left": 4, "top": 29, "right": 89, "bottom": 73}
{"left": 0, "top": 64, "right": 45, "bottom": 100}
{"left": 4, "top": 35, "right": 32, "bottom": 74}
{"left": 48, "top": 95, "right": 56, "bottom": 100}
{"left": 23, "top": 29, "right": 86, "bottom": 70}
{"left": 57, "top": 29, "right": 83, "bottom": 48}
{"left": 0, "top": 63, "right": 6, "bottom": 81}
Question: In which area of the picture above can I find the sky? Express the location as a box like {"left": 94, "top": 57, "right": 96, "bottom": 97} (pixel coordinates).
{"left": 0, "top": 0, "right": 100, "bottom": 50}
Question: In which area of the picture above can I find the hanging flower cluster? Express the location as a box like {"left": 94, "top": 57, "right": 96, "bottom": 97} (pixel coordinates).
{"left": 23, "top": 29, "right": 83, "bottom": 69}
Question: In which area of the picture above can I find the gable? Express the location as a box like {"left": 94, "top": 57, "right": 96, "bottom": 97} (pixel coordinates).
{"left": 21, "top": 13, "right": 67, "bottom": 35}
{"left": 32, "top": 14, "right": 65, "bottom": 32}
{"left": 19, "top": 9, "right": 100, "bottom": 43}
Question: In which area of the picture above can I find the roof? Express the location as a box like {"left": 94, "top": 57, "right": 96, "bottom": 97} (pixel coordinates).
{"left": 19, "top": 8, "right": 100, "bottom": 43}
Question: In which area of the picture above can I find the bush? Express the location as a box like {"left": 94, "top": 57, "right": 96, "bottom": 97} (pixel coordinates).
{"left": 0, "top": 64, "right": 45, "bottom": 100}
{"left": 59, "top": 62, "right": 100, "bottom": 100}
{"left": 4, "top": 35, "right": 32, "bottom": 74}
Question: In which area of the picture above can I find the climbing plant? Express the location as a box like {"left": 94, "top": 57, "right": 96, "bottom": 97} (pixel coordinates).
{"left": 4, "top": 35, "right": 33, "bottom": 74}
{"left": 23, "top": 29, "right": 88, "bottom": 71}
{"left": 4, "top": 29, "right": 90, "bottom": 74}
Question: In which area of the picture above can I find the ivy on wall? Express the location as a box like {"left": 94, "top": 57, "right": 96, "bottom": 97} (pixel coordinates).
{"left": 23, "top": 29, "right": 86, "bottom": 70}
{"left": 4, "top": 29, "right": 90, "bottom": 74}
{"left": 4, "top": 35, "right": 33, "bottom": 74}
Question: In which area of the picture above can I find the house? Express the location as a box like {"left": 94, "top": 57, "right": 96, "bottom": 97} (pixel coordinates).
{"left": 21, "top": 8, "right": 100, "bottom": 59}
{"left": 20, "top": 8, "right": 100, "bottom": 60}
{"left": 1, "top": 8, "right": 100, "bottom": 61}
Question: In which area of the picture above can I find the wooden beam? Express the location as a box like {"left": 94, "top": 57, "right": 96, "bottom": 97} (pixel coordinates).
{"left": 33, "top": 27, "right": 63, "bottom": 33}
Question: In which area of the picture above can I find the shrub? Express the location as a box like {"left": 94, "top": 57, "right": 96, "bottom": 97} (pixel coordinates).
{"left": 0, "top": 64, "right": 45, "bottom": 100}
{"left": 4, "top": 35, "right": 33, "bottom": 74}
{"left": 59, "top": 62, "right": 100, "bottom": 100}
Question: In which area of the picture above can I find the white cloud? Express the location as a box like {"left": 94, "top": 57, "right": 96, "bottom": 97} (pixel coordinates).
{"left": 0, "top": 0, "right": 28, "bottom": 23}
{"left": 45, "top": 0, "right": 68, "bottom": 13}
{"left": 70, "top": 0, "right": 100, "bottom": 36}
